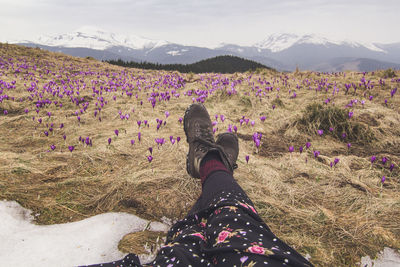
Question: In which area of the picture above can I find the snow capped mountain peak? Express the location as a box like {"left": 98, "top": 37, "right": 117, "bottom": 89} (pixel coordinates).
{"left": 32, "top": 26, "right": 169, "bottom": 50}
{"left": 255, "top": 33, "right": 386, "bottom": 53}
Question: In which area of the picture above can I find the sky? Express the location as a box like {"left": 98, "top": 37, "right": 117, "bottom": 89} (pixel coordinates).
{"left": 0, "top": 0, "right": 399, "bottom": 48}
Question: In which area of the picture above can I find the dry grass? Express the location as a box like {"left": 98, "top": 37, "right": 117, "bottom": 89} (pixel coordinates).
{"left": 0, "top": 43, "right": 399, "bottom": 266}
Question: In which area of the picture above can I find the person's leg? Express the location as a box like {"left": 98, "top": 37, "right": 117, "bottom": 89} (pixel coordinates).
{"left": 169, "top": 103, "right": 312, "bottom": 266}
{"left": 198, "top": 169, "right": 313, "bottom": 266}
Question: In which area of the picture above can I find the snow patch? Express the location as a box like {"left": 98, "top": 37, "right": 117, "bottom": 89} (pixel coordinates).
{"left": 21, "top": 26, "right": 169, "bottom": 51}
{"left": 167, "top": 49, "right": 188, "bottom": 56}
{"left": 255, "top": 33, "right": 387, "bottom": 53}
{"left": 360, "top": 247, "right": 400, "bottom": 267}
{"left": 0, "top": 200, "right": 168, "bottom": 267}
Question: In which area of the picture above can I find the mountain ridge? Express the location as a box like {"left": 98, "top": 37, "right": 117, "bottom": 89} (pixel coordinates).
{"left": 10, "top": 27, "right": 400, "bottom": 72}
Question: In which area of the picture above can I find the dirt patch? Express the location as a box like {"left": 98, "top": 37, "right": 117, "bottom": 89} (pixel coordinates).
{"left": 119, "top": 230, "right": 166, "bottom": 255}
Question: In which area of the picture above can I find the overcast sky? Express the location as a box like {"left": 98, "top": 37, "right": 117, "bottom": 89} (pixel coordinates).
{"left": 0, "top": 0, "right": 398, "bottom": 47}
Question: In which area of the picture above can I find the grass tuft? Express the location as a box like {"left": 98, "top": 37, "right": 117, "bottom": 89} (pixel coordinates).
{"left": 297, "top": 103, "right": 375, "bottom": 144}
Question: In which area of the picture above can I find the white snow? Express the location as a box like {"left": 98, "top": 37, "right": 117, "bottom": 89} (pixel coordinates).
{"left": 360, "top": 247, "right": 400, "bottom": 267}
{"left": 167, "top": 50, "right": 182, "bottom": 56}
{"left": 255, "top": 33, "right": 387, "bottom": 53}
{"left": 166, "top": 49, "right": 188, "bottom": 56}
{"left": 0, "top": 200, "right": 169, "bottom": 267}
{"left": 22, "top": 26, "right": 169, "bottom": 50}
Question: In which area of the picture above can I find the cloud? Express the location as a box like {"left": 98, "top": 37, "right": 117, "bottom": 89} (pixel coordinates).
{"left": 0, "top": 0, "right": 398, "bottom": 46}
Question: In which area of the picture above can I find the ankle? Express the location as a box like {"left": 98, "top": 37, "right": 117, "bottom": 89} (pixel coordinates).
{"left": 200, "top": 152, "right": 229, "bottom": 184}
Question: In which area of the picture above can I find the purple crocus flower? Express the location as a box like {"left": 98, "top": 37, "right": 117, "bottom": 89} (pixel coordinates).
{"left": 114, "top": 129, "right": 119, "bottom": 136}
{"left": 317, "top": 129, "right": 324, "bottom": 136}
{"left": 68, "top": 146, "right": 74, "bottom": 152}
{"left": 371, "top": 156, "right": 376, "bottom": 163}
{"left": 313, "top": 151, "right": 320, "bottom": 158}
{"left": 147, "top": 155, "right": 153, "bottom": 163}
{"left": 299, "top": 146, "right": 303, "bottom": 153}
{"left": 334, "top": 158, "right": 340, "bottom": 165}
{"left": 251, "top": 120, "right": 255, "bottom": 127}
{"left": 306, "top": 142, "right": 311, "bottom": 149}
{"left": 329, "top": 127, "right": 334, "bottom": 132}
{"left": 130, "top": 139, "right": 135, "bottom": 145}
{"left": 138, "top": 132, "right": 141, "bottom": 142}
{"left": 60, "top": 123, "right": 64, "bottom": 129}
{"left": 24, "top": 108, "right": 29, "bottom": 113}
{"left": 289, "top": 146, "right": 294, "bottom": 153}
{"left": 165, "top": 111, "right": 170, "bottom": 118}
{"left": 177, "top": 136, "right": 181, "bottom": 143}
{"left": 245, "top": 155, "right": 250, "bottom": 163}
{"left": 233, "top": 125, "right": 238, "bottom": 133}
{"left": 220, "top": 115, "right": 225, "bottom": 122}
{"left": 347, "top": 143, "right": 351, "bottom": 149}
{"left": 137, "top": 120, "right": 142, "bottom": 127}
{"left": 348, "top": 112, "right": 353, "bottom": 119}
{"left": 382, "top": 157, "right": 388, "bottom": 165}
{"left": 260, "top": 116, "right": 266, "bottom": 122}
{"left": 381, "top": 176, "right": 386, "bottom": 184}
{"left": 50, "top": 144, "right": 56, "bottom": 151}
{"left": 389, "top": 163, "right": 395, "bottom": 172}
{"left": 44, "top": 131, "right": 49, "bottom": 137}
{"left": 108, "top": 138, "right": 112, "bottom": 145}
{"left": 342, "top": 133, "right": 347, "bottom": 139}
{"left": 178, "top": 117, "right": 183, "bottom": 124}
{"left": 149, "top": 147, "right": 153, "bottom": 154}
{"left": 63, "top": 135, "right": 66, "bottom": 140}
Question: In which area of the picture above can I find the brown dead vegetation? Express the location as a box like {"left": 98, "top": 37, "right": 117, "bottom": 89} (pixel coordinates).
{"left": 0, "top": 43, "right": 399, "bottom": 266}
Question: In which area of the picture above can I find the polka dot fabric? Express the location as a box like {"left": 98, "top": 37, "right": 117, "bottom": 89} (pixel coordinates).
{"left": 82, "top": 171, "right": 313, "bottom": 267}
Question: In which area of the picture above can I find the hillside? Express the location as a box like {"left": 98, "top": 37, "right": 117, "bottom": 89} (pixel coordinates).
{"left": 106, "top": 55, "right": 272, "bottom": 74}
{"left": 0, "top": 43, "right": 399, "bottom": 266}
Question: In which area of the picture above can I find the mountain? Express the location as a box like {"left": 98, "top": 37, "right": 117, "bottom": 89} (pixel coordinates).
{"left": 28, "top": 26, "right": 169, "bottom": 50}
{"left": 254, "top": 33, "right": 385, "bottom": 53}
{"left": 312, "top": 57, "right": 400, "bottom": 72}
{"left": 10, "top": 28, "right": 400, "bottom": 72}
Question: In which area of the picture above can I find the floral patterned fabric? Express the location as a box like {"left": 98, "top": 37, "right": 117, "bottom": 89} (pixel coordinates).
{"left": 82, "top": 171, "right": 312, "bottom": 267}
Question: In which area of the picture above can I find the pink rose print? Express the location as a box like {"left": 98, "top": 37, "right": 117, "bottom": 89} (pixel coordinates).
{"left": 239, "top": 203, "right": 248, "bottom": 209}
{"left": 217, "top": 230, "right": 230, "bottom": 243}
{"left": 191, "top": 233, "right": 206, "bottom": 241}
{"left": 199, "top": 222, "right": 206, "bottom": 228}
{"left": 248, "top": 245, "right": 265, "bottom": 254}
{"left": 249, "top": 205, "right": 257, "bottom": 214}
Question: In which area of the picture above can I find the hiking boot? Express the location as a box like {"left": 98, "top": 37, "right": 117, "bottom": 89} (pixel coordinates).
{"left": 216, "top": 132, "right": 239, "bottom": 171}
{"left": 183, "top": 103, "right": 234, "bottom": 178}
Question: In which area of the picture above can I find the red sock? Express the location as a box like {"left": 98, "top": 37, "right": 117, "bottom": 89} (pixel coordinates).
{"left": 200, "top": 152, "right": 229, "bottom": 184}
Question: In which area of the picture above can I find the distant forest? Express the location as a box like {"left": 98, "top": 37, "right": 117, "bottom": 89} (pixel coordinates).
{"left": 105, "top": 55, "right": 272, "bottom": 74}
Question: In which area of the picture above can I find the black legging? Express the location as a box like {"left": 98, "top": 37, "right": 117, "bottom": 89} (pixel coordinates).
{"left": 82, "top": 171, "right": 313, "bottom": 266}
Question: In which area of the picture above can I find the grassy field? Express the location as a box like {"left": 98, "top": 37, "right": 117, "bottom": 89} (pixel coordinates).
{"left": 0, "top": 43, "right": 399, "bottom": 266}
